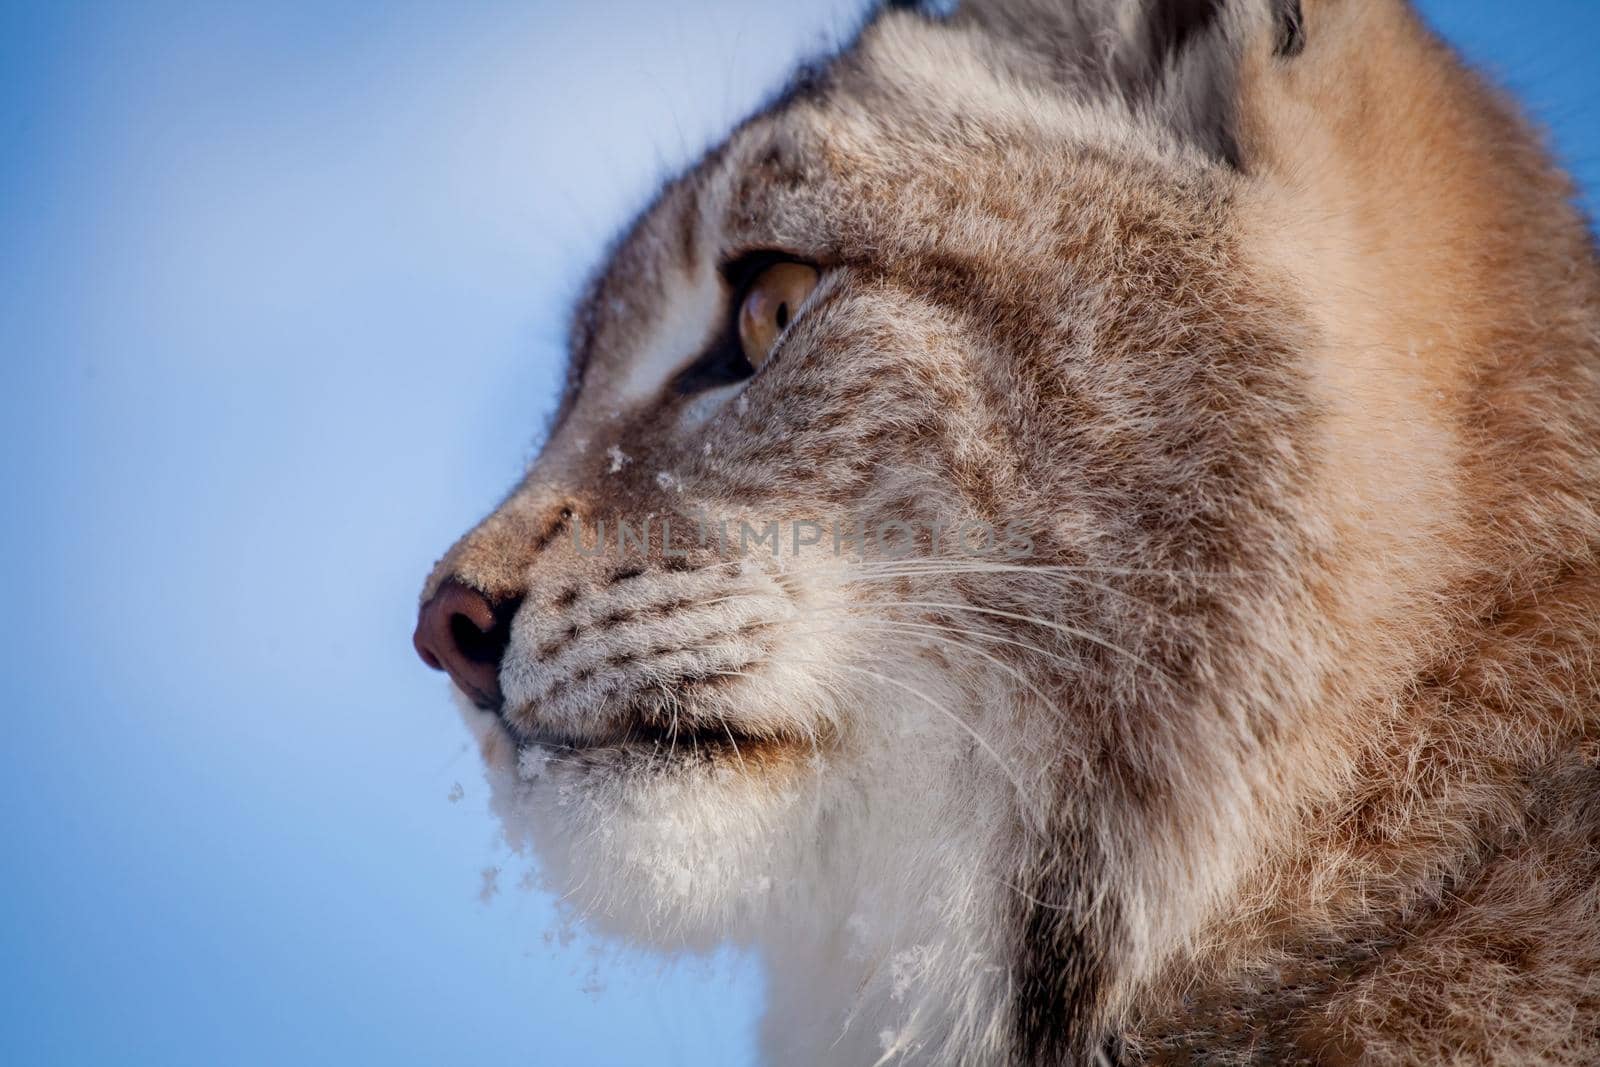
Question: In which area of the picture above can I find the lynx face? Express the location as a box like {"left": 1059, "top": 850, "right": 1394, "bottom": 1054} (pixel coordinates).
{"left": 416, "top": 2, "right": 1600, "bottom": 1064}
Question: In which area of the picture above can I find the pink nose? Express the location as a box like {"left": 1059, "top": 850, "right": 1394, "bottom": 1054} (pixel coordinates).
{"left": 413, "top": 579, "right": 520, "bottom": 710}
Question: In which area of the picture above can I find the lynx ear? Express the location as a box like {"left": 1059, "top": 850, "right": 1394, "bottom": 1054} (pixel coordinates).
{"left": 892, "top": 0, "right": 1305, "bottom": 166}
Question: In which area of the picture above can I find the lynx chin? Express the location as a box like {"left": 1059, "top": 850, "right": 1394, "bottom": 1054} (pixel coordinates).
{"left": 414, "top": 1, "right": 1600, "bottom": 1062}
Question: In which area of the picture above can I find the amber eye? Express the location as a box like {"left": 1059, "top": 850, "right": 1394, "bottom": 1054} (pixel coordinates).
{"left": 737, "top": 261, "right": 819, "bottom": 369}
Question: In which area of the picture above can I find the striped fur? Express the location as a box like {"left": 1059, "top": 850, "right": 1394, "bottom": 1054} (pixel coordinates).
{"left": 419, "top": 2, "right": 1600, "bottom": 1062}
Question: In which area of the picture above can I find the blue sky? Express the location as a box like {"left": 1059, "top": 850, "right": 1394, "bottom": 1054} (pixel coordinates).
{"left": 1, "top": 2, "right": 1594, "bottom": 1064}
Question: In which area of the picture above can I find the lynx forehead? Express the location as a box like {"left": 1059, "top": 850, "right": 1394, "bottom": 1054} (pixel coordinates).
{"left": 414, "top": 1, "right": 1600, "bottom": 1063}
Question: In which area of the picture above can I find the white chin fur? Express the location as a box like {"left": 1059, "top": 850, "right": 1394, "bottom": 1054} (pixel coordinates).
{"left": 458, "top": 691, "right": 827, "bottom": 946}
{"left": 455, "top": 671, "right": 1020, "bottom": 1065}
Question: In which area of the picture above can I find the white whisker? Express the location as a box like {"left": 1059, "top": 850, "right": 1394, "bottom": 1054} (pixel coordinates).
{"left": 786, "top": 657, "right": 1043, "bottom": 813}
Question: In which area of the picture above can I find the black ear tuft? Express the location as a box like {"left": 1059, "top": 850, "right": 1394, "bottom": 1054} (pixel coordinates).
{"left": 1275, "top": 0, "right": 1306, "bottom": 57}
{"left": 1122, "top": 0, "right": 1244, "bottom": 166}
{"left": 1143, "top": 0, "right": 1227, "bottom": 61}
{"left": 882, "top": 0, "right": 961, "bottom": 17}
{"left": 943, "top": 0, "right": 1307, "bottom": 168}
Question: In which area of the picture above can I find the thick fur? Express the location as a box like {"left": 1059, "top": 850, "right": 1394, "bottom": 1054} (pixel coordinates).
{"left": 419, "top": 1, "right": 1600, "bottom": 1063}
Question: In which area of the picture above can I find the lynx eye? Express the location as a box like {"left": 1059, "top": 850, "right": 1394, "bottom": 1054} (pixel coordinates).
{"left": 737, "top": 261, "right": 818, "bottom": 369}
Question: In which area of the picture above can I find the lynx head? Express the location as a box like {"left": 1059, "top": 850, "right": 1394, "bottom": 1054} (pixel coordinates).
{"left": 415, "top": 1, "right": 1600, "bottom": 1062}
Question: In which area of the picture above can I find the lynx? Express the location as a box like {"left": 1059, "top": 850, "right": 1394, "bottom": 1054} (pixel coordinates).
{"left": 414, "top": 1, "right": 1600, "bottom": 1062}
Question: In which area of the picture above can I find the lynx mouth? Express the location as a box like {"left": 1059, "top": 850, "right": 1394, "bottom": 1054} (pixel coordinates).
{"left": 502, "top": 674, "right": 814, "bottom": 768}
{"left": 514, "top": 723, "right": 807, "bottom": 770}
{"left": 509, "top": 715, "right": 786, "bottom": 755}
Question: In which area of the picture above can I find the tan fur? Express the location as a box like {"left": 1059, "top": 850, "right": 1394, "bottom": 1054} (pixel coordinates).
{"left": 418, "top": 2, "right": 1600, "bottom": 1062}
{"left": 1129, "top": 5, "right": 1600, "bottom": 1060}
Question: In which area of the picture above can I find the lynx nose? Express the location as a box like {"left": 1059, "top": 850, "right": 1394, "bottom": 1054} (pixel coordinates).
{"left": 413, "top": 579, "right": 522, "bottom": 710}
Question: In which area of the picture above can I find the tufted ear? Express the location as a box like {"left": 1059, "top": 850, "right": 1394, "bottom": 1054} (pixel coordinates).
{"left": 889, "top": 0, "right": 1305, "bottom": 166}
